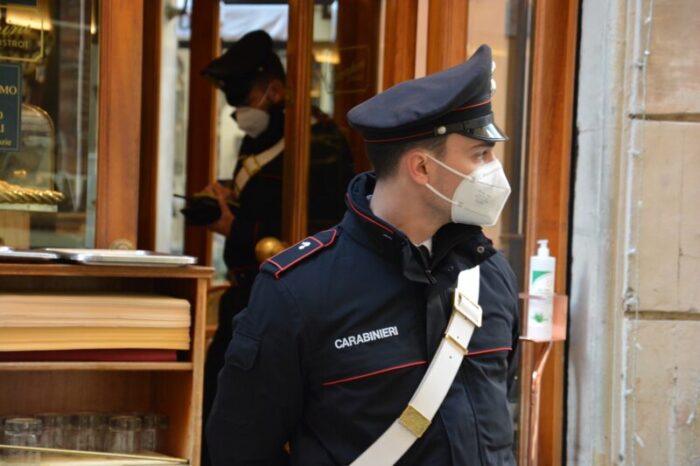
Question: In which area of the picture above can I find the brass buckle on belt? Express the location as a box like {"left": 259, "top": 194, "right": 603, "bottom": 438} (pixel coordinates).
{"left": 399, "top": 405, "right": 431, "bottom": 438}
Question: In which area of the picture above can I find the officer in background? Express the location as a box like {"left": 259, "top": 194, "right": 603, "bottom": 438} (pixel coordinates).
{"left": 188, "top": 30, "right": 354, "bottom": 466}
{"left": 207, "top": 45, "right": 519, "bottom": 465}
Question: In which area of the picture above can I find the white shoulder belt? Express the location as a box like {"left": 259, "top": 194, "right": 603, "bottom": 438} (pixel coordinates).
{"left": 232, "top": 138, "right": 285, "bottom": 199}
{"left": 350, "top": 266, "right": 482, "bottom": 466}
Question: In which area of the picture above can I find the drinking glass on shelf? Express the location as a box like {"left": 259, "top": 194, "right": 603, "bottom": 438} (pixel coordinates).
{"left": 0, "top": 415, "right": 22, "bottom": 445}
{"left": 2, "top": 417, "right": 42, "bottom": 465}
{"left": 106, "top": 415, "right": 141, "bottom": 453}
{"left": 140, "top": 413, "right": 169, "bottom": 452}
{"left": 36, "top": 413, "right": 70, "bottom": 448}
{"left": 69, "top": 413, "right": 106, "bottom": 451}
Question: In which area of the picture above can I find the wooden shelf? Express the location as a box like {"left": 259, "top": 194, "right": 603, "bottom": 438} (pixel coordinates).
{"left": 0, "top": 362, "right": 194, "bottom": 371}
{"left": 0, "top": 263, "right": 212, "bottom": 464}
{"left": 0, "top": 263, "right": 213, "bottom": 279}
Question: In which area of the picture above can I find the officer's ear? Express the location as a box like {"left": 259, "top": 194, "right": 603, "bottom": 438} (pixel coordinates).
{"left": 268, "top": 79, "right": 286, "bottom": 105}
{"left": 403, "top": 149, "right": 431, "bottom": 186}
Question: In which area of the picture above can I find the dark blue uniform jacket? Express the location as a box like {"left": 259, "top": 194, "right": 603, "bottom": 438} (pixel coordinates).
{"left": 207, "top": 172, "right": 520, "bottom": 466}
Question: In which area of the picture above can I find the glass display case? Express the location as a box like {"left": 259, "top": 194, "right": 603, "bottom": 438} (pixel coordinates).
{"left": 0, "top": 0, "right": 99, "bottom": 249}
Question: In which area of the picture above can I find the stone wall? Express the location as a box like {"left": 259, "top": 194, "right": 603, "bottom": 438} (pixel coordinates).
{"left": 624, "top": 0, "right": 700, "bottom": 463}
{"left": 570, "top": 0, "right": 699, "bottom": 464}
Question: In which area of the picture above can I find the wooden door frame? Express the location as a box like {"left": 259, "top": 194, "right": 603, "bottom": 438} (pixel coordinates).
{"left": 183, "top": 0, "right": 219, "bottom": 264}
{"left": 518, "top": 0, "right": 579, "bottom": 464}
{"left": 95, "top": 0, "right": 144, "bottom": 248}
{"left": 333, "top": 0, "right": 381, "bottom": 174}
{"left": 138, "top": 0, "right": 163, "bottom": 251}
{"left": 382, "top": 0, "right": 418, "bottom": 89}
{"left": 426, "top": 0, "right": 469, "bottom": 74}
{"left": 281, "top": 0, "right": 314, "bottom": 244}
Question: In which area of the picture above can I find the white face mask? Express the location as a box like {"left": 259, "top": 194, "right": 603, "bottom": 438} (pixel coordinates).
{"left": 234, "top": 107, "right": 270, "bottom": 138}
{"left": 234, "top": 86, "right": 271, "bottom": 138}
{"left": 425, "top": 155, "right": 511, "bottom": 226}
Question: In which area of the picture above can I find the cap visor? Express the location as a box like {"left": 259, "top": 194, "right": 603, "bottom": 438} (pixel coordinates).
{"left": 461, "top": 122, "right": 508, "bottom": 142}
{"left": 201, "top": 55, "right": 231, "bottom": 87}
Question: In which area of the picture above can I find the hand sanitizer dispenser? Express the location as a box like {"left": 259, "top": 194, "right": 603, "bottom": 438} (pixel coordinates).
{"left": 526, "top": 239, "right": 556, "bottom": 341}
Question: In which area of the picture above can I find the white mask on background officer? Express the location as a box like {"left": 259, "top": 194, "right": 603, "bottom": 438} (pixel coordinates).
{"left": 202, "top": 30, "right": 286, "bottom": 138}
{"left": 232, "top": 86, "right": 271, "bottom": 138}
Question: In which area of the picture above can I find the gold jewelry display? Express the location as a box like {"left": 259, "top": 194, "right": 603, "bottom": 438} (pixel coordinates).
{"left": 0, "top": 179, "right": 64, "bottom": 205}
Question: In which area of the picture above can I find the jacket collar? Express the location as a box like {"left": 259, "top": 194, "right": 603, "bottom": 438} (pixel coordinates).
{"left": 341, "top": 172, "right": 497, "bottom": 283}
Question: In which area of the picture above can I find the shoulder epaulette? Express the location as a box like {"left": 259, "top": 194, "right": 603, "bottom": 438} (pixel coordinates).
{"left": 261, "top": 228, "right": 339, "bottom": 279}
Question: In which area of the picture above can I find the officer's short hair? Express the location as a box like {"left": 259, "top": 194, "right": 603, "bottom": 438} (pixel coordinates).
{"left": 367, "top": 135, "right": 447, "bottom": 180}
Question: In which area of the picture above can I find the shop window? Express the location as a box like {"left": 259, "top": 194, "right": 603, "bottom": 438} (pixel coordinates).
{"left": 0, "top": 0, "right": 99, "bottom": 248}
{"left": 161, "top": 1, "right": 376, "bottom": 283}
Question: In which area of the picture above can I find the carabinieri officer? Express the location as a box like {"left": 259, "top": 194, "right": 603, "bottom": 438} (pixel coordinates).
{"left": 207, "top": 44, "right": 520, "bottom": 466}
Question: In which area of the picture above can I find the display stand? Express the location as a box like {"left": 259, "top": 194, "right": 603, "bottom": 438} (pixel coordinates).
{"left": 518, "top": 293, "right": 568, "bottom": 466}
{"left": 0, "top": 263, "right": 213, "bottom": 465}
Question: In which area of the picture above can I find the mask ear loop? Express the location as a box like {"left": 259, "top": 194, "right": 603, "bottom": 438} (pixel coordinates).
{"left": 424, "top": 155, "right": 510, "bottom": 206}
{"left": 425, "top": 154, "right": 473, "bottom": 181}
{"left": 255, "top": 85, "right": 272, "bottom": 109}
{"left": 423, "top": 153, "right": 466, "bottom": 208}
{"left": 426, "top": 179, "right": 507, "bottom": 223}
{"left": 425, "top": 183, "right": 459, "bottom": 207}
{"left": 426, "top": 153, "right": 505, "bottom": 181}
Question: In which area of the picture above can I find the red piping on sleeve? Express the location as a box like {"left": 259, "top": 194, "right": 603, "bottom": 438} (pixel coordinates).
{"left": 321, "top": 347, "right": 511, "bottom": 387}
{"left": 467, "top": 346, "right": 511, "bottom": 357}
{"left": 322, "top": 360, "right": 427, "bottom": 387}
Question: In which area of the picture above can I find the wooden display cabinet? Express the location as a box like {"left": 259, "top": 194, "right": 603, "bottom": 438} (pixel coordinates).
{"left": 0, "top": 263, "right": 212, "bottom": 465}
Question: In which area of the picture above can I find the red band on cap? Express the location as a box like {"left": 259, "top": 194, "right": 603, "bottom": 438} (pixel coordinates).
{"left": 452, "top": 98, "right": 492, "bottom": 112}
{"left": 363, "top": 129, "right": 434, "bottom": 144}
